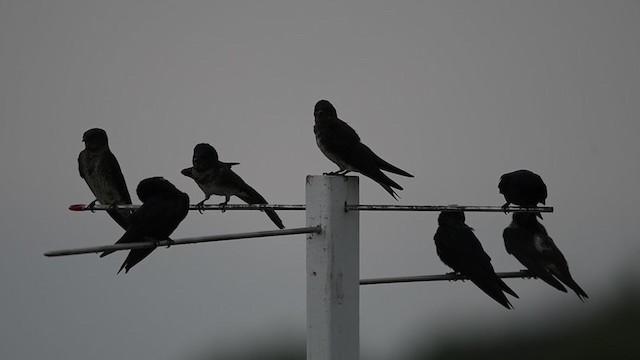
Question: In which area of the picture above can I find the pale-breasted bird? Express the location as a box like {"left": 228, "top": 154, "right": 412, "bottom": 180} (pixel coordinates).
{"left": 78, "top": 128, "right": 132, "bottom": 230}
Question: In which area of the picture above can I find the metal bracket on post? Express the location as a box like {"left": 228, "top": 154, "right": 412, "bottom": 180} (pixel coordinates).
{"left": 306, "top": 175, "right": 360, "bottom": 360}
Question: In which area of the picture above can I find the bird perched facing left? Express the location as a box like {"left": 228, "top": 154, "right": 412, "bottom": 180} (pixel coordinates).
{"left": 78, "top": 128, "right": 132, "bottom": 230}
{"left": 434, "top": 211, "right": 519, "bottom": 309}
{"left": 100, "top": 177, "right": 190, "bottom": 274}
{"left": 313, "top": 100, "right": 413, "bottom": 199}
{"left": 181, "top": 143, "right": 284, "bottom": 229}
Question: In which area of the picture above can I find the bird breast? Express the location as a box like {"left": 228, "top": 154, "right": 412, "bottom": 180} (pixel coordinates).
{"left": 315, "top": 131, "right": 353, "bottom": 171}
{"left": 192, "top": 169, "right": 237, "bottom": 196}
{"left": 84, "top": 165, "right": 122, "bottom": 204}
{"left": 198, "top": 180, "right": 237, "bottom": 196}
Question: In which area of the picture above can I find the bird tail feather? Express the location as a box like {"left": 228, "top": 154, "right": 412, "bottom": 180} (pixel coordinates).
{"left": 117, "top": 248, "right": 155, "bottom": 274}
{"left": 375, "top": 156, "right": 413, "bottom": 178}
{"left": 468, "top": 275, "right": 514, "bottom": 309}
{"left": 237, "top": 186, "right": 285, "bottom": 229}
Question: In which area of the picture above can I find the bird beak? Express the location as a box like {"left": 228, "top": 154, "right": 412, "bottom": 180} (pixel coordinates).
{"left": 181, "top": 168, "right": 194, "bottom": 178}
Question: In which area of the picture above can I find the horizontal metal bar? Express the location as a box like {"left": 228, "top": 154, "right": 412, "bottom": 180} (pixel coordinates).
{"left": 69, "top": 204, "right": 306, "bottom": 212}
{"left": 44, "top": 226, "right": 321, "bottom": 257}
{"left": 360, "top": 270, "right": 535, "bottom": 285}
{"left": 347, "top": 205, "right": 553, "bottom": 213}
{"left": 69, "top": 204, "right": 552, "bottom": 213}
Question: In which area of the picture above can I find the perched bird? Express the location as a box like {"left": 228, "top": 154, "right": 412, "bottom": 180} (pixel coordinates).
{"left": 498, "top": 170, "right": 547, "bottom": 217}
{"left": 313, "top": 100, "right": 413, "bottom": 199}
{"left": 78, "top": 128, "right": 132, "bottom": 230}
{"left": 181, "top": 143, "right": 284, "bottom": 229}
{"left": 434, "top": 211, "right": 519, "bottom": 309}
{"left": 503, "top": 212, "right": 588, "bottom": 301}
{"left": 100, "top": 177, "right": 189, "bottom": 274}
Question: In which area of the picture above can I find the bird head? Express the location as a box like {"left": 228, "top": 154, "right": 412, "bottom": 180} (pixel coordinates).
{"left": 437, "top": 210, "right": 466, "bottom": 227}
{"left": 136, "top": 176, "right": 178, "bottom": 202}
{"left": 192, "top": 143, "right": 219, "bottom": 171}
{"left": 314, "top": 100, "right": 337, "bottom": 121}
{"left": 82, "top": 128, "right": 108, "bottom": 152}
{"left": 512, "top": 212, "right": 540, "bottom": 226}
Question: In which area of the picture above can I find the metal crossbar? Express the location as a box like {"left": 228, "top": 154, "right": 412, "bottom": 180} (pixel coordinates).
{"left": 69, "top": 204, "right": 306, "bottom": 211}
{"left": 44, "top": 226, "right": 321, "bottom": 257}
{"left": 69, "top": 203, "right": 552, "bottom": 213}
{"left": 360, "top": 270, "right": 535, "bottom": 285}
{"left": 347, "top": 205, "right": 552, "bottom": 213}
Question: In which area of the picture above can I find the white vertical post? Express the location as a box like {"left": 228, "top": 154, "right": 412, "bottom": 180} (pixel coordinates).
{"left": 306, "top": 175, "right": 359, "bottom": 360}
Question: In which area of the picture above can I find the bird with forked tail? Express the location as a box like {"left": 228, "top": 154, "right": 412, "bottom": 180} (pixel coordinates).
{"left": 100, "top": 177, "right": 189, "bottom": 274}
{"left": 78, "top": 128, "right": 132, "bottom": 230}
{"left": 503, "top": 212, "right": 588, "bottom": 301}
{"left": 181, "top": 143, "right": 284, "bottom": 229}
{"left": 313, "top": 100, "right": 413, "bottom": 200}
{"left": 434, "top": 210, "right": 519, "bottom": 309}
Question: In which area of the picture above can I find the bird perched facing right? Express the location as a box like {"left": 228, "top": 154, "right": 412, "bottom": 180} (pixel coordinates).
{"left": 313, "top": 100, "right": 413, "bottom": 199}
{"left": 434, "top": 211, "right": 519, "bottom": 309}
{"left": 503, "top": 212, "right": 588, "bottom": 301}
{"left": 181, "top": 143, "right": 284, "bottom": 229}
{"left": 78, "top": 128, "right": 132, "bottom": 230}
{"left": 100, "top": 177, "right": 190, "bottom": 274}
{"left": 498, "top": 170, "right": 547, "bottom": 215}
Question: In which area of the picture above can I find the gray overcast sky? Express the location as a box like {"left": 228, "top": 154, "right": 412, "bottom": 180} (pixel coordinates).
{"left": 1, "top": 1, "right": 639, "bottom": 359}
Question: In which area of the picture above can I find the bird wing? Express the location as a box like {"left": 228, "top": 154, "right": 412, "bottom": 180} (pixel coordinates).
{"left": 78, "top": 150, "right": 87, "bottom": 178}
{"left": 435, "top": 225, "right": 490, "bottom": 272}
{"left": 101, "top": 152, "right": 133, "bottom": 229}
{"left": 100, "top": 194, "right": 177, "bottom": 258}
{"left": 315, "top": 117, "right": 404, "bottom": 198}
{"left": 346, "top": 143, "right": 405, "bottom": 192}
{"left": 219, "top": 168, "right": 285, "bottom": 229}
{"left": 539, "top": 235, "right": 589, "bottom": 301}
{"left": 115, "top": 192, "right": 189, "bottom": 273}
{"left": 221, "top": 161, "right": 240, "bottom": 167}
{"left": 503, "top": 227, "right": 567, "bottom": 292}
{"left": 314, "top": 118, "right": 360, "bottom": 154}
{"left": 102, "top": 151, "right": 132, "bottom": 204}
{"left": 367, "top": 147, "right": 413, "bottom": 177}
{"left": 435, "top": 225, "right": 515, "bottom": 309}
{"left": 332, "top": 117, "right": 361, "bottom": 143}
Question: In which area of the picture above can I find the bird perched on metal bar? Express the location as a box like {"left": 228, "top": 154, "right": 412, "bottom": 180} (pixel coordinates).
{"left": 181, "top": 143, "right": 284, "bottom": 229}
{"left": 503, "top": 212, "right": 588, "bottom": 301}
{"left": 498, "top": 169, "right": 547, "bottom": 218}
{"left": 434, "top": 210, "right": 519, "bottom": 309}
{"left": 100, "top": 177, "right": 189, "bottom": 273}
{"left": 78, "top": 128, "right": 132, "bottom": 230}
{"left": 313, "top": 100, "right": 413, "bottom": 200}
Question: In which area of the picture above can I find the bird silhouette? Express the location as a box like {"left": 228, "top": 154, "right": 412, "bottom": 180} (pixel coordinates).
{"left": 499, "top": 169, "right": 547, "bottom": 218}
{"left": 313, "top": 100, "right": 413, "bottom": 199}
{"left": 434, "top": 211, "right": 519, "bottom": 309}
{"left": 181, "top": 143, "right": 284, "bottom": 229}
{"left": 78, "top": 128, "right": 132, "bottom": 230}
{"left": 503, "top": 212, "right": 588, "bottom": 301}
{"left": 100, "top": 177, "right": 189, "bottom": 274}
